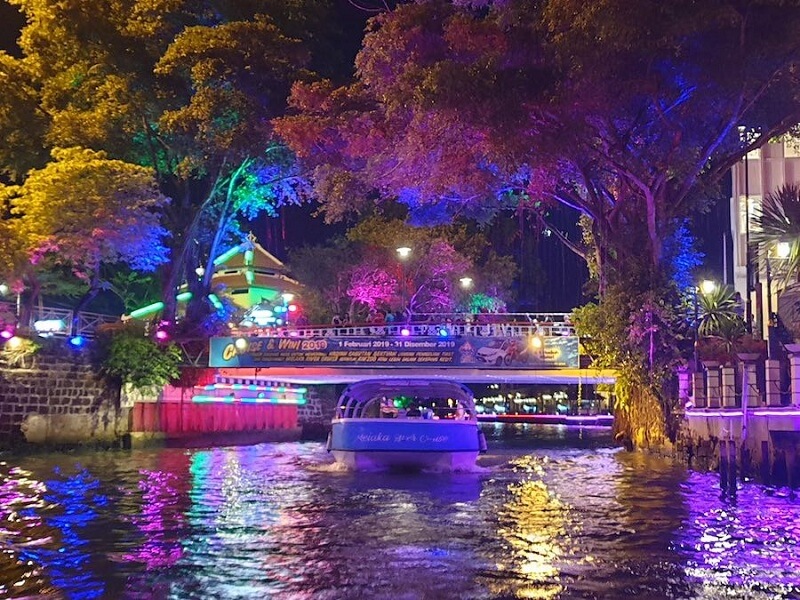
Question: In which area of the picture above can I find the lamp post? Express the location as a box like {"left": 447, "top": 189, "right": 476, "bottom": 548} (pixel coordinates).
{"left": 281, "top": 292, "right": 295, "bottom": 326}
{"left": 693, "top": 279, "right": 717, "bottom": 371}
{"left": 396, "top": 246, "right": 412, "bottom": 316}
{"left": 743, "top": 142, "right": 753, "bottom": 334}
{"left": 766, "top": 242, "right": 791, "bottom": 359}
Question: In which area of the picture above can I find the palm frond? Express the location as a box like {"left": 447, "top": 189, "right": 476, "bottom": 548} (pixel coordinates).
{"left": 751, "top": 183, "right": 800, "bottom": 283}
{"left": 698, "top": 284, "right": 745, "bottom": 338}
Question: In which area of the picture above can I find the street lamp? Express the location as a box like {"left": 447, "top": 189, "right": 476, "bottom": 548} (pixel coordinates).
{"left": 0, "top": 283, "right": 21, "bottom": 323}
{"left": 693, "top": 279, "right": 716, "bottom": 371}
{"left": 396, "top": 246, "right": 412, "bottom": 315}
{"left": 459, "top": 276, "right": 473, "bottom": 289}
{"left": 700, "top": 279, "right": 716, "bottom": 295}
{"left": 766, "top": 242, "right": 791, "bottom": 358}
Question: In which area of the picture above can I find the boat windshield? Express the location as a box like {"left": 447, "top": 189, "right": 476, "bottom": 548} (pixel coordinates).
{"left": 335, "top": 379, "right": 476, "bottom": 420}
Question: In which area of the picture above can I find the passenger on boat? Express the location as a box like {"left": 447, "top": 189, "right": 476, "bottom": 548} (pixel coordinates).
{"left": 380, "top": 397, "right": 398, "bottom": 418}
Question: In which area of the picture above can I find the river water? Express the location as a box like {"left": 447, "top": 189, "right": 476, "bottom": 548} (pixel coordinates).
{"left": 1, "top": 424, "right": 799, "bottom": 600}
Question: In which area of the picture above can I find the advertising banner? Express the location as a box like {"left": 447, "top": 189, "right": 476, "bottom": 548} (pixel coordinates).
{"left": 209, "top": 335, "right": 579, "bottom": 369}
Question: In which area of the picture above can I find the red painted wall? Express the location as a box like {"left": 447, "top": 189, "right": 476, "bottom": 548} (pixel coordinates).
{"left": 131, "top": 378, "right": 299, "bottom": 435}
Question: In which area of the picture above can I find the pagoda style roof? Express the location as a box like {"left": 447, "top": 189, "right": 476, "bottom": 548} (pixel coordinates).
{"left": 210, "top": 234, "right": 303, "bottom": 307}
{"left": 213, "top": 233, "right": 289, "bottom": 273}
{"left": 124, "top": 234, "right": 303, "bottom": 320}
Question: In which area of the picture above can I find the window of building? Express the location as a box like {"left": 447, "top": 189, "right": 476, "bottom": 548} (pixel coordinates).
{"left": 785, "top": 139, "right": 800, "bottom": 158}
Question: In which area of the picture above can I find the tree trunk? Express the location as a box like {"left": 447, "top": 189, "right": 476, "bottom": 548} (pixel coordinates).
{"left": 18, "top": 274, "right": 40, "bottom": 333}
{"left": 613, "top": 375, "right": 674, "bottom": 451}
{"left": 71, "top": 277, "right": 102, "bottom": 336}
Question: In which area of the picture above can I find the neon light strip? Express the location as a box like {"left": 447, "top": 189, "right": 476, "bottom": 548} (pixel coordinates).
{"left": 244, "top": 249, "right": 254, "bottom": 266}
{"left": 685, "top": 410, "right": 742, "bottom": 417}
{"left": 191, "top": 395, "right": 306, "bottom": 405}
{"left": 685, "top": 409, "right": 800, "bottom": 417}
{"left": 202, "top": 383, "right": 308, "bottom": 393}
{"left": 129, "top": 301, "right": 165, "bottom": 319}
{"left": 753, "top": 409, "right": 800, "bottom": 417}
{"left": 563, "top": 415, "right": 614, "bottom": 422}
{"left": 208, "top": 294, "right": 224, "bottom": 310}
{"left": 213, "top": 246, "right": 241, "bottom": 266}
{"left": 176, "top": 291, "right": 193, "bottom": 302}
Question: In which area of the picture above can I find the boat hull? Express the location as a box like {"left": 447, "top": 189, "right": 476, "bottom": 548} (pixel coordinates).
{"left": 330, "top": 418, "right": 484, "bottom": 471}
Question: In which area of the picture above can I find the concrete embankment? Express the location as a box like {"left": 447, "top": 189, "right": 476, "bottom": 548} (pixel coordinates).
{"left": 1, "top": 356, "right": 340, "bottom": 451}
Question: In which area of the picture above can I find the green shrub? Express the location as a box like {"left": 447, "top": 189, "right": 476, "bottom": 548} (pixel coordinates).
{"left": 2, "top": 337, "right": 41, "bottom": 367}
{"left": 94, "top": 323, "right": 182, "bottom": 393}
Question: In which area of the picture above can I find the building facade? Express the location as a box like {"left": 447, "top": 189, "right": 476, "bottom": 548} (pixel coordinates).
{"left": 730, "top": 138, "right": 800, "bottom": 341}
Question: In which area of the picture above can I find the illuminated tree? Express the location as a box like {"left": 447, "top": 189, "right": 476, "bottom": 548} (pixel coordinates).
{"left": 345, "top": 261, "right": 397, "bottom": 315}
{"left": 288, "top": 215, "right": 513, "bottom": 322}
{"left": 3, "top": 147, "right": 170, "bottom": 326}
{"left": 276, "top": 0, "right": 800, "bottom": 446}
{"left": 278, "top": 1, "right": 800, "bottom": 285}
{"left": 348, "top": 216, "right": 513, "bottom": 314}
{"left": 0, "top": 0, "right": 345, "bottom": 327}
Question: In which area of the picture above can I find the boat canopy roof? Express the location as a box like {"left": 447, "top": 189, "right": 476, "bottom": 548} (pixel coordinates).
{"left": 336, "top": 378, "right": 475, "bottom": 418}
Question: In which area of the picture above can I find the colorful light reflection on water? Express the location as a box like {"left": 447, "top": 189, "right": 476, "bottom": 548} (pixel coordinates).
{"left": 0, "top": 426, "right": 798, "bottom": 599}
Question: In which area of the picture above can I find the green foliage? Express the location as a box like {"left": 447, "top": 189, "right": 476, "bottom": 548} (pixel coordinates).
{"left": 695, "top": 285, "right": 761, "bottom": 364}
{"left": 1, "top": 337, "right": 40, "bottom": 368}
{"left": 571, "top": 280, "right": 687, "bottom": 444}
{"left": 468, "top": 293, "right": 505, "bottom": 314}
{"left": 108, "top": 270, "right": 161, "bottom": 312}
{"left": 94, "top": 324, "right": 182, "bottom": 393}
{"left": 697, "top": 284, "right": 744, "bottom": 338}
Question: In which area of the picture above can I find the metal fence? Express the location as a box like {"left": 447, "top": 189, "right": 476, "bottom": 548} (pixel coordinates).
{"left": 1, "top": 300, "right": 120, "bottom": 338}
{"left": 231, "top": 312, "right": 576, "bottom": 339}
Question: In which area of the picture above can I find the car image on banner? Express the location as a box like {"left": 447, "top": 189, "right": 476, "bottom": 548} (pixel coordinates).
{"left": 475, "top": 339, "right": 520, "bottom": 366}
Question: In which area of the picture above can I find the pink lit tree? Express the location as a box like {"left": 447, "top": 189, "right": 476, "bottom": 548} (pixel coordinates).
{"left": 345, "top": 262, "right": 397, "bottom": 314}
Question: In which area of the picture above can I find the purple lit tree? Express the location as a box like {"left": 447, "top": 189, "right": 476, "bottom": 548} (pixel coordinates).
{"left": 276, "top": 0, "right": 800, "bottom": 447}
{"left": 288, "top": 216, "right": 513, "bottom": 323}
{"left": 345, "top": 261, "right": 397, "bottom": 314}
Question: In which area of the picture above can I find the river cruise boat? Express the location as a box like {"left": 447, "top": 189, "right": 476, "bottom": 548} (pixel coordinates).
{"left": 327, "top": 378, "right": 487, "bottom": 471}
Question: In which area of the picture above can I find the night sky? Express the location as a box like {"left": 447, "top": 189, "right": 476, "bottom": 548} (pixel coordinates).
{"left": 0, "top": 2, "right": 23, "bottom": 56}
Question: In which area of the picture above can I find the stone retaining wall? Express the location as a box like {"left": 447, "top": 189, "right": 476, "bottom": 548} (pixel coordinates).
{"left": 298, "top": 384, "right": 342, "bottom": 439}
{"left": 0, "top": 354, "right": 125, "bottom": 449}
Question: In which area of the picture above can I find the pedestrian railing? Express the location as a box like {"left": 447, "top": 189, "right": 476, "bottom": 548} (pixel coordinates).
{"left": 230, "top": 312, "right": 575, "bottom": 339}
{"left": 1, "top": 301, "right": 120, "bottom": 338}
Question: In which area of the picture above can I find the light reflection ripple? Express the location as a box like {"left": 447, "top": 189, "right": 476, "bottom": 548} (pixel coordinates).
{"left": 0, "top": 426, "right": 797, "bottom": 599}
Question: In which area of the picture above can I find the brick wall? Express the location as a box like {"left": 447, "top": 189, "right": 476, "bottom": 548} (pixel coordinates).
{"left": 0, "top": 355, "right": 124, "bottom": 449}
{"left": 298, "top": 384, "right": 342, "bottom": 438}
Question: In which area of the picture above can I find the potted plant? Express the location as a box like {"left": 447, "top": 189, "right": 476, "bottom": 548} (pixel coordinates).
{"left": 696, "top": 336, "right": 731, "bottom": 366}
{"left": 733, "top": 335, "right": 767, "bottom": 361}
